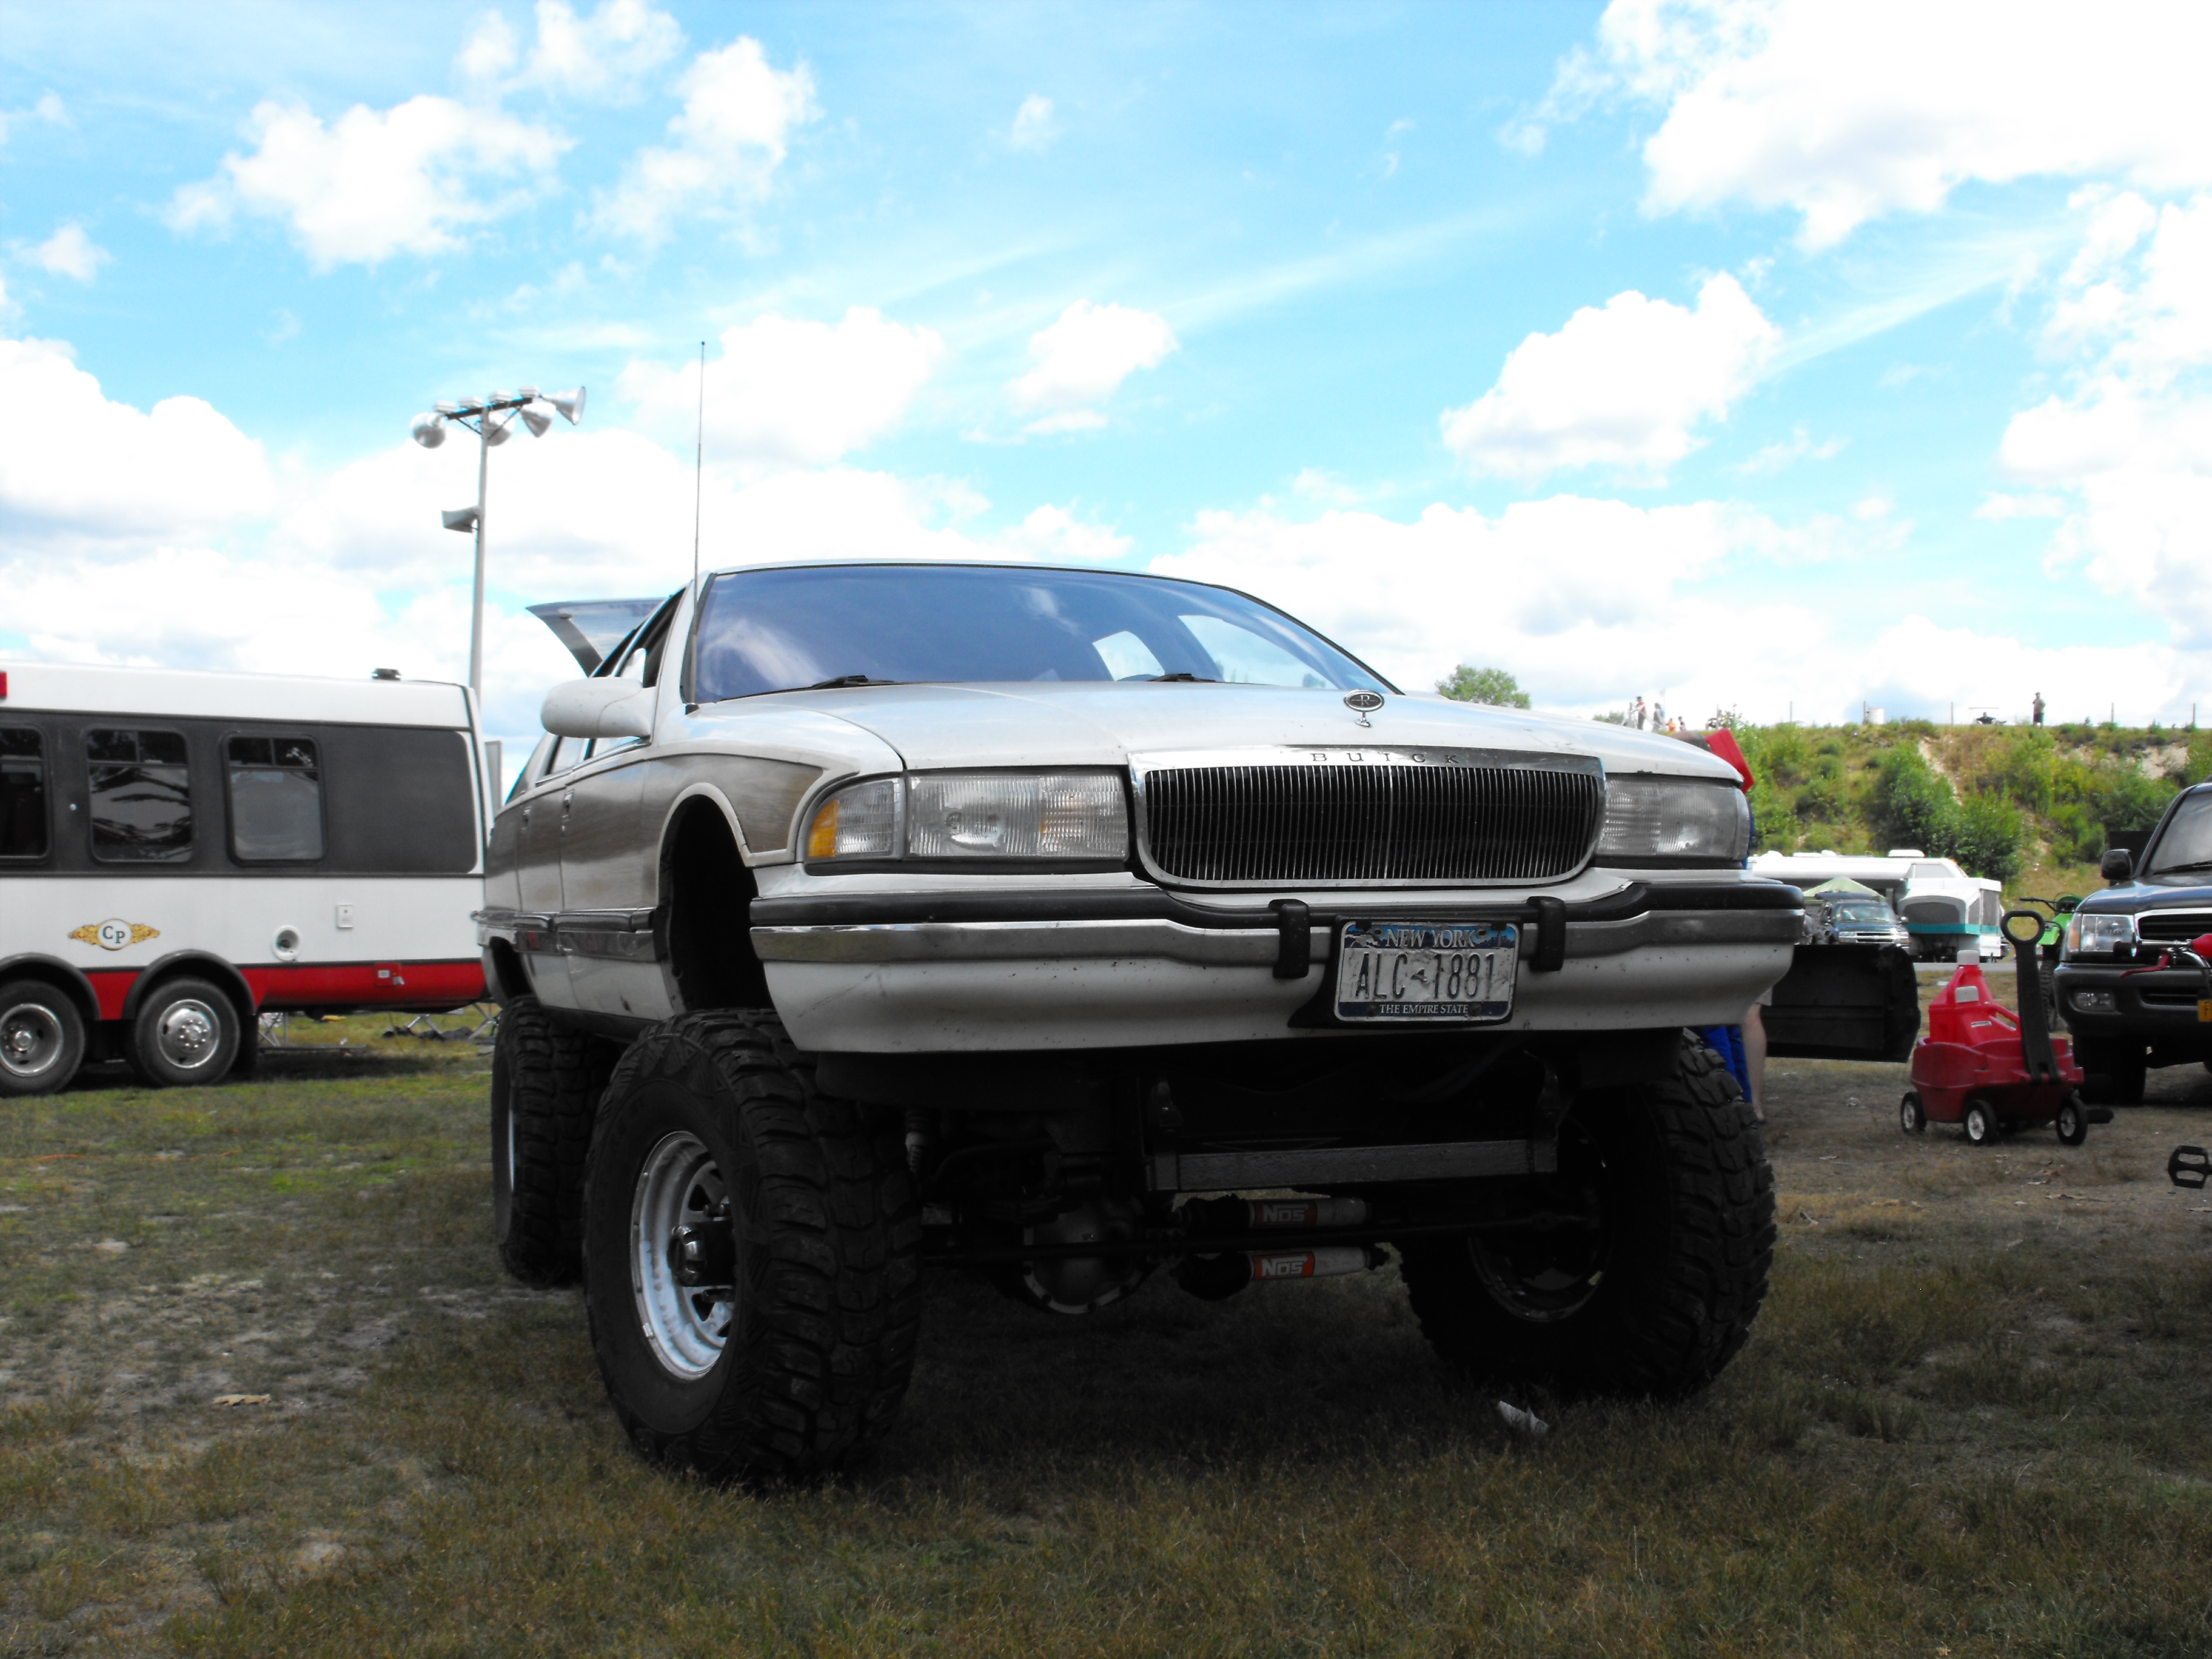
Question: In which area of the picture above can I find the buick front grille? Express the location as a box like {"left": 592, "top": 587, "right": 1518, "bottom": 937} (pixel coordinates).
{"left": 1139, "top": 759, "right": 1604, "bottom": 885}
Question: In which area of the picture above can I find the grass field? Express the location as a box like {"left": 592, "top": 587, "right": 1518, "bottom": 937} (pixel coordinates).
{"left": 6, "top": 996, "right": 2212, "bottom": 1657}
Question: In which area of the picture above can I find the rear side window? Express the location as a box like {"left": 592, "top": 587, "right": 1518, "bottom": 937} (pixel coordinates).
{"left": 0, "top": 728, "right": 48, "bottom": 858}
{"left": 87, "top": 728, "right": 193, "bottom": 862}
{"left": 226, "top": 736, "right": 325, "bottom": 861}
{"left": 321, "top": 726, "right": 478, "bottom": 873}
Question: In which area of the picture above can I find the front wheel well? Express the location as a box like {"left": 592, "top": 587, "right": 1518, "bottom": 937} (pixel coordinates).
{"left": 660, "top": 799, "right": 769, "bottom": 1011}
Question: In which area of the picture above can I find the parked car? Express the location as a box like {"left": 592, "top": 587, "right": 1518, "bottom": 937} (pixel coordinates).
{"left": 0, "top": 662, "right": 491, "bottom": 1095}
{"left": 2053, "top": 782, "right": 2212, "bottom": 1102}
{"left": 479, "top": 560, "right": 1815, "bottom": 1482}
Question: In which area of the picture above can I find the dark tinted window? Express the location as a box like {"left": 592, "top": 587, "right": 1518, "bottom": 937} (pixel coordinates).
{"left": 2148, "top": 791, "right": 2212, "bottom": 880}
{"left": 690, "top": 565, "right": 1390, "bottom": 702}
{"left": 87, "top": 728, "right": 193, "bottom": 862}
{"left": 0, "top": 728, "right": 48, "bottom": 859}
{"left": 226, "top": 736, "right": 324, "bottom": 860}
{"left": 321, "top": 726, "right": 478, "bottom": 873}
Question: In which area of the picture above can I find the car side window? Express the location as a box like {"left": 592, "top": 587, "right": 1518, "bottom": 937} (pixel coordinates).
{"left": 545, "top": 735, "right": 587, "bottom": 777}
{"left": 226, "top": 736, "right": 325, "bottom": 861}
{"left": 87, "top": 728, "right": 194, "bottom": 862}
{"left": 0, "top": 727, "right": 50, "bottom": 859}
{"left": 585, "top": 600, "right": 677, "bottom": 760}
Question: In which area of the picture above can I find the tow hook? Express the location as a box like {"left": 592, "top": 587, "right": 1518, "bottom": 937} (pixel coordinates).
{"left": 668, "top": 1205, "right": 737, "bottom": 1288}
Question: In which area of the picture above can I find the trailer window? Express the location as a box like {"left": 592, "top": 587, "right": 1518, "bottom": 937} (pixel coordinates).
{"left": 226, "top": 736, "right": 324, "bottom": 861}
{"left": 0, "top": 728, "right": 48, "bottom": 859}
{"left": 87, "top": 729, "right": 193, "bottom": 862}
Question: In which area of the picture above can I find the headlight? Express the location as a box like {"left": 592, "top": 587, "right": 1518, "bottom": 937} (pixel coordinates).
{"left": 805, "top": 771, "right": 1129, "bottom": 864}
{"left": 2063, "top": 911, "right": 2134, "bottom": 956}
{"left": 1597, "top": 777, "right": 1750, "bottom": 865}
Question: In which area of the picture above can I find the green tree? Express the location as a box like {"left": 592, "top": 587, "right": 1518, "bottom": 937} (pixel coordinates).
{"left": 1874, "top": 746, "right": 1957, "bottom": 853}
{"left": 1951, "top": 795, "right": 2027, "bottom": 880}
{"left": 1436, "top": 665, "right": 1531, "bottom": 708}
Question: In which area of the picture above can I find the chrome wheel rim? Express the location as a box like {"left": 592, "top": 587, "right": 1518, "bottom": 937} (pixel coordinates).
{"left": 0, "top": 1000, "right": 64, "bottom": 1079}
{"left": 155, "top": 999, "right": 224, "bottom": 1071}
{"left": 630, "top": 1131, "right": 734, "bottom": 1381}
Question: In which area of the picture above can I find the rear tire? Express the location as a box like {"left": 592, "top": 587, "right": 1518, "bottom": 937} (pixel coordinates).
{"left": 0, "top": 980, "right": 87, "bottom": 1098}
{"left": 2055, "top": 1093, "right": 2088, "bottom": 1147}
{"left": 583, "top": 1011, "right": 920, "bottom": 1483}
{"left": 1899, "top": 1091, "right": 1927, "bottom": 1134}
{"left": 126, "top": 976, "right": 240, "bottom": 1088}
{"left": 491, "top": 996, "right": 619, "bottom": 1285}
{"left": 1396, "top": 1037, "right": 1775, "bottom": 1398}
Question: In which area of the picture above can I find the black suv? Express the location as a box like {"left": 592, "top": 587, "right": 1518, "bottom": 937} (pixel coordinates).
{"left": 2054, "top": 782, "right": 2212, "bottom": 1102}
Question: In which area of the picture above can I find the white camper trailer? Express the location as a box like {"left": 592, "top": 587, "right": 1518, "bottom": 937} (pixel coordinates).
{"left": 1749, "top": 848, "right": 2005, "bottom": 961}
{"left": 0, "top": 661, "right": 491, "bottom": 1096}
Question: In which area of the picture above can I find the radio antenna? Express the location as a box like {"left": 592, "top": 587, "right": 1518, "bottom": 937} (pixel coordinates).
{"left": 691, "top": 338, "right": 705, "bottom": 591}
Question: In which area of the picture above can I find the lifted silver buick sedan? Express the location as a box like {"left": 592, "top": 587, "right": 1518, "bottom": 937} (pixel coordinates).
{"left": 478, "top": 561, "right": 1795, "bottom": 1481}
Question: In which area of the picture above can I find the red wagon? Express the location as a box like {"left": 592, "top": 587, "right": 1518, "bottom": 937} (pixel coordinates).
{"left": 1901, "top": 910, "right": 2095, "bottom": 1147}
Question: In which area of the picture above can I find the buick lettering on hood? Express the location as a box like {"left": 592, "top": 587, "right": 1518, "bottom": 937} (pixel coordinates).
{"left": 477, "top": 561, "right": 1792, "bottom": 1482}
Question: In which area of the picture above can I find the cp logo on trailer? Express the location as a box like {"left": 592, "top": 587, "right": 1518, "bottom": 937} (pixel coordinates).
{"left": 68, "top": 920, "right": 161, "bottom": 951}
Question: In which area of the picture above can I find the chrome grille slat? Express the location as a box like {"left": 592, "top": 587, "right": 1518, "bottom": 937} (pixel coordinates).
{"left": 1141, "top": 759, "right": 1604, "bottom": 886}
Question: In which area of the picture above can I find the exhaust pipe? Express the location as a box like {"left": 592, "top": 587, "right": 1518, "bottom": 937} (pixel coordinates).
{"left": 1174, "top": 1242, "right": 1388, "bottom": 1301}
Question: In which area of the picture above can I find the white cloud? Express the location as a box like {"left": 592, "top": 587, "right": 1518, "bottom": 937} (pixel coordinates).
{"left": 1997, "top": 192, "right": 2212, "bottom": 645}
{"left": 167, "top": 96, "right": 569, "bottom": 269}
{"left": 1008, "top": 300, "right": 1178, "bottom": 429}
{"left": 27, "top": 223, "right": 109, "bottom": 282}
{"left": 0, "top": 333, "right": 272, "bottom": 538}
{"left": 1008, "top": 95, "right": 1057, "bottom": 152}
{"left": 1543, "top": 0, "right": 2212, "bottom": 249}
{"left": 464, "top": 0, "right": 686, "bottom": 101}
{"left": 594, "top": 36, "right": 816, "bottom": 243}
{"left": 1439, "top": 273, "right": 1777, "bottom": 483}
{"left": 0, "top": 93, "right": 67, "bottom": 148}
{"left": 1002, "top": 504, "right": 1129, "bottom": 563}
{"left": 1732, "top": 424, "right": 1843, "bottom": 475}
{"left": 1151, "top": 496, "right": 2191, "bottom": 725}
{"left": 618, "top": 307, "right": 944, "bottom": 468}
{"left": 1974, "top": 492, "right": 2065, "bottom": 520}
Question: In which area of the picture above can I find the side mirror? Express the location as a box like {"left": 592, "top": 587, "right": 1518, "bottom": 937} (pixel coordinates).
{"left": 2100, "top": 847, "right": 2134, "bottom": 883}
{"left": 542, "top": 678, "right": 654, "bottom": 741}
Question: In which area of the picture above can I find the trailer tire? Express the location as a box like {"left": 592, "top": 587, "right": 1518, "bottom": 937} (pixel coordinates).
{"left": 126, "top": 976, "right": 240, "bottom": 1088}
{"left": 491, "top": 995, "right": 618, "bottom": 1285}
{"left": 582, "top": 1011, "right": 920, "bottom": 1484}
{"left": 1899, "top": 1091, "right": 1927, "bottom": 1134}
{"left": 1396, "top": 1036, "right": 1774, "bottom": 1399}
{"left": 0, "top": 979, "right": 87, "bottom": 1098}
{"left": 1963, "top": 1098, "right": 1999, "bottom": 1145}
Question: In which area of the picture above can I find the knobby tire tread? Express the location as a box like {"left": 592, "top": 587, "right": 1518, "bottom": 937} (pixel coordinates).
{"left": 499, "top": 996, "right": 618, "bottom": 1284}
{"left": 586, "top": 1010, "right": 921, "bottom": 1483}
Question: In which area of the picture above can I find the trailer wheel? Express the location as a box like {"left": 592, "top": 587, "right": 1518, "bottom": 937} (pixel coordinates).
{"left": 582, "top": 1011, "right": 920, "bottom": 1483}
{"left": 1899, "top": 1091, "right": 1927, "bottom": 1134}
{"left": 1396, "top": 1036, "right": 1774, "bottom": 1399}
{"left": 491, "top": 995, "right": 618, "bottom": 1285}
{"left": 0, "top": 979, "right": 87, "bottom": 1098}
{"left": 2054, "top": 1093, "right": 2088, "bottom": 1147}
{"left": 126, "top": 976, "right": 240, "bottom": 1088}
{"left": 1962, "top": 1098, "right": 1999, "bottom": 1146}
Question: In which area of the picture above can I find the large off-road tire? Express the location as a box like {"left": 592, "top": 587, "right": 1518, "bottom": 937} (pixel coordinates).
{"left": 491, "top": 996, "right": 620, "bottom": 1285}
{"left": 582, "top": 1011, "right": 920, "bottom": 1483}
{"left": 0, "top": 979, "right": 86, "bottom": 1098}
{"left": 1396, "top": 1037, "right": 1774, "bottom": 1398}
{"left": 126, "top": 976, "right": 241, "bottom": 1088}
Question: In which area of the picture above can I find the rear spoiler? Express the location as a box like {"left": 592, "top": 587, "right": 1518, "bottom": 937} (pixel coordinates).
{"left": 526, "top": 597, "right": 667, "bottom": 674}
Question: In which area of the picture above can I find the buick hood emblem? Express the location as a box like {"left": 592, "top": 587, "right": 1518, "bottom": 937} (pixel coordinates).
{"left": 1342, "top": 691, "right": 1384, "bottom": 713}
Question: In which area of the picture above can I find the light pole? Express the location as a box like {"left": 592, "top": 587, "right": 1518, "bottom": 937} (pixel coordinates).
{"left": 408, "top": 385, "right": 586, "bottom": 703}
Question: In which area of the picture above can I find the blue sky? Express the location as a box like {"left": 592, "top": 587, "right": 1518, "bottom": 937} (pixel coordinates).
{"left": 4, "top": 1, "right": 2208, "bottom": 762}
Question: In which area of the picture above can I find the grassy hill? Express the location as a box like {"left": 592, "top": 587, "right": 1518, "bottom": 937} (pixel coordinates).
{"left": 1722, "top": 721, "right": 2210, "bottom": 903}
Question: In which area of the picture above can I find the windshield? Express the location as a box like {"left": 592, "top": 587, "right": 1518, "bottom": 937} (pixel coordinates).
{"left": 689, "top": 564, "right": 1391, "bottom": 703}
{"left": 2147, "top": 790, "right": 2212, "bottom": 879}
{"left": 1831, "top": 901, "right": 1894, "bottom": 924}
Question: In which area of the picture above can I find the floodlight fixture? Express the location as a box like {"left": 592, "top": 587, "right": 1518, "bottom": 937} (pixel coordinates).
{"left": 404, "top": 381, "right": 586, "bottom": 705}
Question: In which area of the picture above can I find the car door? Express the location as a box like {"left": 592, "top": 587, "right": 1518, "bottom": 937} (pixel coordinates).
{"left": 515, "top": 736, "right": 585, "bottom": 1009}
{"left": 558, "top": 602, "right": 677, "bottom": 1024}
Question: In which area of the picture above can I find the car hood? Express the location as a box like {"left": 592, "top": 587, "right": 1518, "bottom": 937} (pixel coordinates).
{"left": 714, "top": 683, "right": 1741, "bottom": 780}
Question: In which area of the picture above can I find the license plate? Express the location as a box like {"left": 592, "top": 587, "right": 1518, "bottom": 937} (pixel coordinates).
{"left": 1335, "top": 920, "right": 1518, "bottom": 1022}
{"left": 2199, "top": 999, "right": 2212, "bottom": 1024}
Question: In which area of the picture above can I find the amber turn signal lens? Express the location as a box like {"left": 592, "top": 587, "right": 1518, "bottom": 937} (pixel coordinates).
{"left": 806, "top": 799, "right": 840, "bottom": 860}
